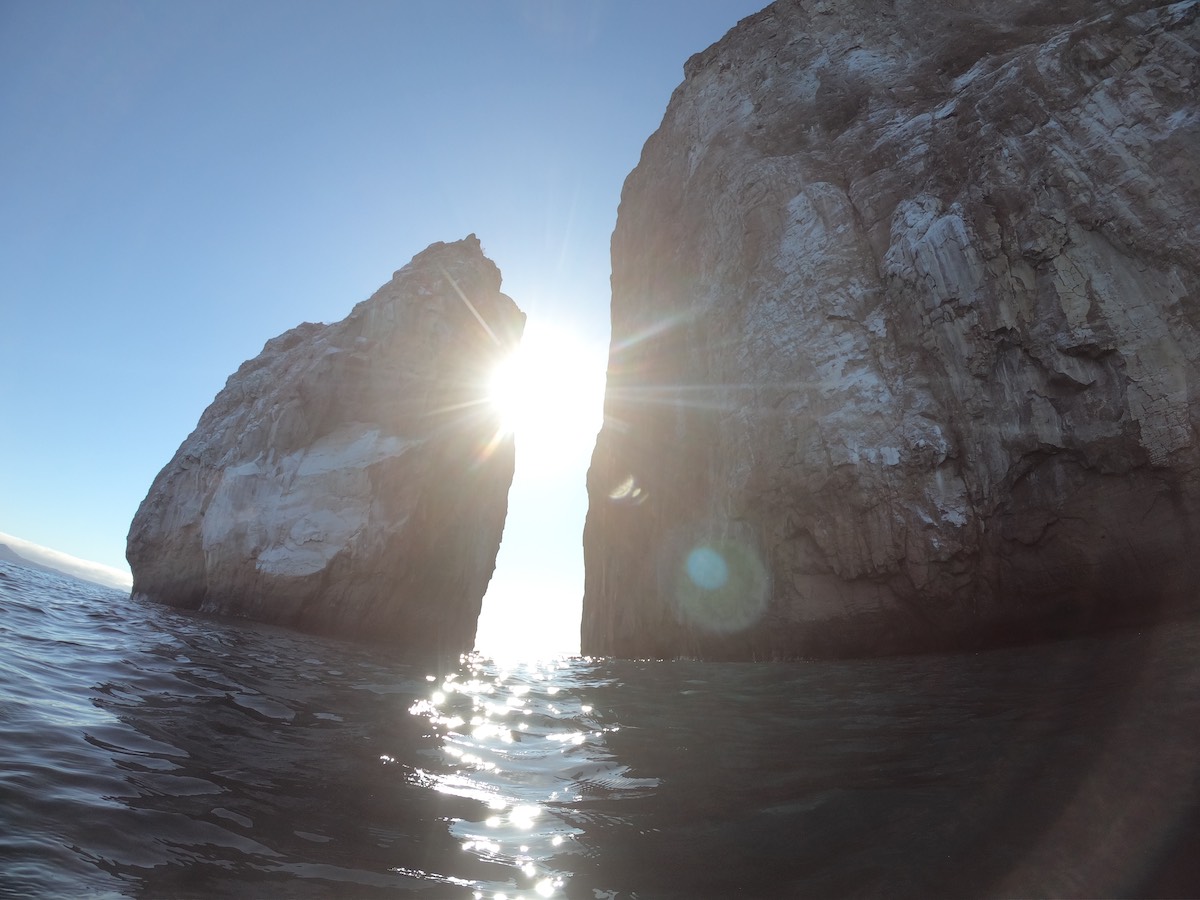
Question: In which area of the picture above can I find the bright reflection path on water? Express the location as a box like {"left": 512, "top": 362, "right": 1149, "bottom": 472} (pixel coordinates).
{"left": 406, "top": 655, "right": 655, "bottom": 899}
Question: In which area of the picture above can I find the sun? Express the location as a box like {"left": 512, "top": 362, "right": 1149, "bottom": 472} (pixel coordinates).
{"left": 486, "top": 319, "right": 606, "bottom": 469}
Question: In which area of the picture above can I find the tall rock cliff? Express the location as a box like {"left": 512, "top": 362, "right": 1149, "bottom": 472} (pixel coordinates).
{"left": 128, "top": 237, "right": 523, "bottom": 653}
{"left": 583, "top": 0, "right": 1200, "bottom": 658}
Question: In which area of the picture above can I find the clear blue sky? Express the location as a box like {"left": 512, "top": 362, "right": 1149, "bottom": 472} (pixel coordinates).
{"left": 0, "top": 0, "right": 765, "bottom": 651}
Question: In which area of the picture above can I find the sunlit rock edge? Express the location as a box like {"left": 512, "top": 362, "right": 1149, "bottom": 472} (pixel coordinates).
{"left": 583, "top": 0, "right": 1200, "bottom": 659}
{"left": 127, "top": 236, "right": 525, "bottom": 653}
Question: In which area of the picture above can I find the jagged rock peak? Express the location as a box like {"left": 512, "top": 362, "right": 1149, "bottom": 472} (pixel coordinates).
{"left": 583, "top": 0, "right": 1200, "bottom": 659}
{"left": 128, "top": 236, "right": 524, "bottom": 654}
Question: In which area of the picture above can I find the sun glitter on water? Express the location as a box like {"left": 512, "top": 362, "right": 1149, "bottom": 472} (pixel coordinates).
{"left": 487, "top": 320, "right": 606, "bottom": 470}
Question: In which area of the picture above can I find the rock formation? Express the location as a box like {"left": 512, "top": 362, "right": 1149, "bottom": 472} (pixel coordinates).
{"left": 128, "top": 236, "right": 524, "bottom": 653}
{"left": 583, "top": 0, "right": 1200, "bottom": 658}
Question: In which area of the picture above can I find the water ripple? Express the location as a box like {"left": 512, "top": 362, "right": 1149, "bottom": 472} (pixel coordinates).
{"left": 2, "top": 560, "right": 1199, "bottom": 898}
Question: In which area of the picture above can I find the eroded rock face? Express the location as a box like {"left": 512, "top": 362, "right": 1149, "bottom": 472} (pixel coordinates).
{"left": 583, "top": 0, "right": 1200, "bottom": 658}
{"left": 128, "top": 236, "right": 523, "bottom": 653}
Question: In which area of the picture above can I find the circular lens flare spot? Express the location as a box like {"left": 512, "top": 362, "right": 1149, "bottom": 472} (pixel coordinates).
{"left": 675, "top": 539, "right": 769, "bottom": 635}
{"left": 686, "top": 546, "right": 729, "bottom": 591}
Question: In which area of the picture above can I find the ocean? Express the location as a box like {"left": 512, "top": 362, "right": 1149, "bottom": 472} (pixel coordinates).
{"left": 1, "top": 558, "right": 1198, "bottom": 898}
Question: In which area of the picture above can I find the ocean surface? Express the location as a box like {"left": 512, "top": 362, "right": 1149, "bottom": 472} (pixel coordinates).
{"left": 2, "top": 559, "right": 1199, "bottom": 899}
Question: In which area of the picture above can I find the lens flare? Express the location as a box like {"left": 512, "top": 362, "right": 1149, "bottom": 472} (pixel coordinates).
{"left": 685, "top": 546, "right": 729, "bottom": 591}
{"left": 484, "top": 319, "right": 605, "bottom": 473}
{"left": 675, "top": 539, "right": 769, "bottom": 634}
{"left": 607, "top": 474, "right": 647, "bottom": 504}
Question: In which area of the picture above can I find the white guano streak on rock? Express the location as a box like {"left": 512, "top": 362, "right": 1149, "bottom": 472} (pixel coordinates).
{"left": 582, "top": 0, "right": 1200, "bottom": 659}
{"left": 201, "top": 426, "right": 418, "bottom": 579}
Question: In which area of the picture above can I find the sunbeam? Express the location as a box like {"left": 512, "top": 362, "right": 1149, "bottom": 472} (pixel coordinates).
{"left": 486, "top": 319, "right": 606, "bottom": 473}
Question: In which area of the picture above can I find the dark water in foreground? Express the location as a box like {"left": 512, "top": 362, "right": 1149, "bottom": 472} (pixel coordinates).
{"left": 2, "top": 561, "right": 1199, "bottom": 898}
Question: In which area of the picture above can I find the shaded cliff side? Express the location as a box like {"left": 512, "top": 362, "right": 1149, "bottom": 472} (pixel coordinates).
{"left": 583, "top": 0, "right": 1200, "bottom": 658}
{"left": 128, "top": 236, "right": 523, "bottom": 653}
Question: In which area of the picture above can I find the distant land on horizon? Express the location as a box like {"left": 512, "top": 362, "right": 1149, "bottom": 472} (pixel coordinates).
{"left": 0, "top": 542, "right": 69, "bottom": 579}
{"left": 0, "top": 533, "right": 133, "bottom": 592}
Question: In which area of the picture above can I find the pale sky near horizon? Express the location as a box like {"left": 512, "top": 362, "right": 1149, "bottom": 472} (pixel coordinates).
{"left": 1, "top": 0, "right": 767, "bottom": 653}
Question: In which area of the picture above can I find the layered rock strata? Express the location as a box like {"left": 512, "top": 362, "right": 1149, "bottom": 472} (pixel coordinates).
{"left": 128, "top": 237, "right": 523, "bottom": 653}
{"left": 583, "top": 0, "right": 1200, "bottom": 658}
